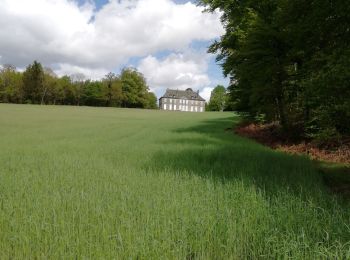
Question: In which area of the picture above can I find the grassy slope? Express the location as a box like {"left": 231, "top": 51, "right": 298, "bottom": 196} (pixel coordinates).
{"left": 0, "top": 103, "right": 349, "bottom": 258}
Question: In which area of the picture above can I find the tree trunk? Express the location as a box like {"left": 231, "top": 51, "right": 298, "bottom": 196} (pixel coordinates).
{"left": 276, "top": 89, "right": 286, "bottom": 128}
{"left": 41, "top": 87, "right": 47, "bottom": 105}
{"left": 275, "top": 57, "right": 287, "bottom": 130}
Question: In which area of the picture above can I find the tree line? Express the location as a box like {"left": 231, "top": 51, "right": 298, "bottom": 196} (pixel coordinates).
{"left": 201, "top": 0, "right": 349, "bottom": 144}
{"left": 206, "top": 85, "right": 230, "bottom": 112}
{"left": 0, "top": 61, "right": 157, "bottom": 109}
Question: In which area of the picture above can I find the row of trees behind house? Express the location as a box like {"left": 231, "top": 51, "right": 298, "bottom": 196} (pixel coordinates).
{"left": 201, "top": 0, "right": 350, "bottom": 144}
{"left": 206, "top": 85, "right": 229, "bottom": 111}
{"left": 0, "top": 61, "right": 157, "bottom": 109}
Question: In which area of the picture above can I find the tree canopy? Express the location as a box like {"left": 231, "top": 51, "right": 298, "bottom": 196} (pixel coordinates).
{"left": 207, "top": 85, "right": 227, "bottom": 111}
{"left": 200, "top": 0, "right": 350, "bottom": 143}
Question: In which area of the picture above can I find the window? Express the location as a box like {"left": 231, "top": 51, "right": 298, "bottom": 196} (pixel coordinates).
{"left": 174, "top": 104, "right": 177, "bottom": 110}
{"left": 163, "top": 104, "right": 166, "bottom": 110}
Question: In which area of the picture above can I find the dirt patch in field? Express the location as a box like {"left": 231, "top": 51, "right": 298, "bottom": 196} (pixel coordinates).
{"left": 234, "top": 123, "right": 350, "bottom": 164}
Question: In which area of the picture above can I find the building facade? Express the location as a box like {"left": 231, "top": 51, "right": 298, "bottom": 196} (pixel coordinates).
{"left": 159, "top": 88, "right": 206, "bottom": 112}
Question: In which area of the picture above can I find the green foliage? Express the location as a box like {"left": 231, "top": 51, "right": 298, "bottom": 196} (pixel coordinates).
{"left": 83, "top": 81, "right": 104, "bottom": 106}
{"left": 0, "top": 62, "right": 157, "bottom": 109}
{"left": 144, "top": 92, "right": 158, "bottom": 109}
{"left": 207, "top": 85, "right": 227, "bottom": 111}
{"left": 0, "top": 104, "right": 349, "bottom": 258}
{"left": 120, "top": 68, "right": 151, "bottom": 108}
{"left": 200, "top": 0, "right": 350, "bottom": 141}
{"left": 0, "top": 65, "right": 23, "bottom": 103}
{"left": 23, "top": 61, "right": 44, "bottom": 104}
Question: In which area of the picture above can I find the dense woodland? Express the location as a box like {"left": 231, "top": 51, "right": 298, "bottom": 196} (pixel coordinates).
{"left": 201, "top": 0, "right": 350, "bottom": 144}
{"left": 0, "top": 61, "right": 157, "bottom": 109}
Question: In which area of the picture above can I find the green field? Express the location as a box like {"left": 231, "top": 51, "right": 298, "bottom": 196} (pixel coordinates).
{"left": 0, "top": 104, "right": 349, "bottom": 258}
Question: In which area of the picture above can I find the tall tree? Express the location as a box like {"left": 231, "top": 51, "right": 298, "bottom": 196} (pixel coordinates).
{"left": 70, "top": 73, "right": 86, "bottom": 106}
{"left": 42, "top": 67, "right": 58, "bottom": 104}
{"left": 103, "top": 72, "right": 123, "bottom": 107}
{"left": 120, "top": 68, "right": 149, "bottom": 108}
{"left": 208, "top": 85, "right": 227, "bottom": 111}
{"left": 144, "top": 92, "right": 158, "bottom": 109}
{"left": 23, "top": 61, "right": 44, "bottom": 104}
{"left": 104, "top": 72, "right": 115, "bottom": 106}
{"left": 0, "top": 64, "right": 23, "bottom": 103}
{"left": 83, "top": 80, "right": 104, "bottom": 106}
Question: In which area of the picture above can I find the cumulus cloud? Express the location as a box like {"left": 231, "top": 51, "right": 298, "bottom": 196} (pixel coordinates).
{"left": 0, "top": 0, "right": 223, "bottom": 79}
{"left": 199, "top": 86, "right": 214, "bottom": 102}
{"left": 137, "top": 51, "right": 212, "bottom": 97}
{"left": 54, "top": 63, "right": 109, "bottom": 80}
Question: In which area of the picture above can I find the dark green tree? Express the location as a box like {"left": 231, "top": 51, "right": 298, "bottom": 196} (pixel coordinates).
{"left": 83, "top": 81, "right": 104, "bottom": 106}
{"left": 200, "top": 0, "right": 350, "bottom": 141}
{"left": 23, "top": 61, "right": 44, "bottom": 103}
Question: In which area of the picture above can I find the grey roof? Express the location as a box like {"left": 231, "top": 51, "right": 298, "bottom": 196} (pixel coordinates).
{"left": 160, "top": 88, "right": 205, "bottom": 101}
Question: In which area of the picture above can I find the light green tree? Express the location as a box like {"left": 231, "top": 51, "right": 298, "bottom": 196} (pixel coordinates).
{"left": 103, "top": 72, "right": 123, "bottom": 107}
{"left": 208, "top": 85, "right": 226, "bottom": 111}
{"left": 120, "top": 68, "right": 149, "bottom": 108}
{"left": 0, "top": 64, "right": 23, "bottom": 103}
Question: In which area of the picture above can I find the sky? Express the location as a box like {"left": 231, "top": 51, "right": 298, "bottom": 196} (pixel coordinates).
{"left": 0, "top": 0, "right": 229, "bottom": 101}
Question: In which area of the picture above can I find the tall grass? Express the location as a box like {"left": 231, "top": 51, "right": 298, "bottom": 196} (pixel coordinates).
{"left": 0, "top": 103, "right": 349, "bottom": 258}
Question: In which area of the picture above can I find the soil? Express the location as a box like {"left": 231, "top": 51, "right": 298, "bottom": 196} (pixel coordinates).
{"left": 234, "top": 123, "right": 350, "bottom": 164}
{"left": 234, "top": 123, "right": 350, "bottom": 198}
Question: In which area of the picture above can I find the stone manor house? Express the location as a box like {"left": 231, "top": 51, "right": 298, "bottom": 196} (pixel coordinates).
{"left": 159, "top": 88, "right": 206, "bottom": 112}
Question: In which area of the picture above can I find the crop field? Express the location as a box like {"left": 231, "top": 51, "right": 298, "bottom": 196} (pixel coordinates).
{"left": 0, "top": 103, "right": 349, "bottom": 258}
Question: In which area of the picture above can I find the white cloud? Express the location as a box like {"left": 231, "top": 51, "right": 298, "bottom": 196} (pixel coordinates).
{"left": 0, "top": 0, "right": 223, "bottom": 79}
{"left": 199, "top": 86, "right": 213, "bottom": 102}
{"left": 54, "top": 63, "right": 109, "bottom": 80}
{"left": 137, "top": 51, "right": 212, "bottom": 99}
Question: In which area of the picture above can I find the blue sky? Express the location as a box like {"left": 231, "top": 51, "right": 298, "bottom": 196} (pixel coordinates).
{"left": 0, "top": 0, "right": 228, "bottom": 100}
{"left": 83, "top": 0, "right": 195, "bottom": 8}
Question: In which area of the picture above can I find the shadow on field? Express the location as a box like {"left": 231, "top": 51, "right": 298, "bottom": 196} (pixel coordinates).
{"left": 144, "top": 116, "right": 350, "bottom": 258}
{"left": 147, "top": 116, "right": 343, "bottom": 203}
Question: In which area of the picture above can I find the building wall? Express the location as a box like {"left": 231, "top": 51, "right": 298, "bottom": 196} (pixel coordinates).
{"left": 160, "top": 98, "right": 205, "bottom": 112}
